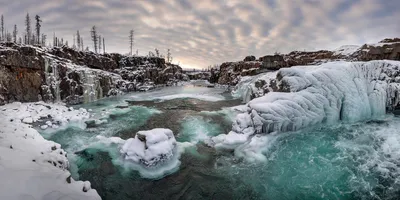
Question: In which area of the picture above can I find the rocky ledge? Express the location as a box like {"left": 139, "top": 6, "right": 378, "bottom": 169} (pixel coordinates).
{"left": 0, "top": 42, "right": 188, "bottom": 105}
{"left": 215, "top": 38, "right": 400, "bottom": 85}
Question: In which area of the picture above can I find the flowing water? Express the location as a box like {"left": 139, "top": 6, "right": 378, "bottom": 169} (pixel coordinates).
{"left": 39, "top": 83, "right": 400, "bottom": 200}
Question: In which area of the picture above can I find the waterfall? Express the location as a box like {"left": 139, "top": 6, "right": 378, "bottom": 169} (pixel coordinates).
{"left": 78, "top": 69, "right": 103, "bottom": 103}
{"left": 44, "top": 57, "right": 61, "bottom": 102}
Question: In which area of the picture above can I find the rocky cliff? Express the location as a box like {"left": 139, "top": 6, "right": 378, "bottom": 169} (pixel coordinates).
{"left": 215, "top": 38, "right": 400, "bottom": 85}
{"left": 0, "top": 42, "right": 187, "bottom": 105}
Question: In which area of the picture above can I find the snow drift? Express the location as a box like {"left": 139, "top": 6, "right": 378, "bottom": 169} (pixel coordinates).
{"left": 0, "top": 102, "right": 100, "bottom": 200}
{"left": 211, "top": 60, "right": 400, "bottom": 149}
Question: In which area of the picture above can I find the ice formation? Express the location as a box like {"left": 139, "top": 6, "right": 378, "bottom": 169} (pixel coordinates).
{"left": 43, "top": 57, "right": 61, "bottom": 102}
{"left": 232, "top": 71, "right": 277, "bottom": 103}
{"left": 0, "top": 102, "right": 100, "bottom": 200}
{"left": 115, "top": 128, "right": 189, "bottom": 179}
{"left": 211, "top": 60, "right": 400, "bottom": 149}
{"left": 121, "top": 128, "right": 177, "bottom": 167}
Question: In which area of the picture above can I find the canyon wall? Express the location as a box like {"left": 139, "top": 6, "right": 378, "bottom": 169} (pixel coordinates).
{"left": 0, "top": 43, "right": 187, "bottom": 105}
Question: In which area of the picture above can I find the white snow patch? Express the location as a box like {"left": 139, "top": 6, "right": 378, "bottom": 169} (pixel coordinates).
{"left": 333, "top": 45, "right": 360, "bottom": 56}
{"left": 0, "top": 102, "right": 100, "bottom": 200}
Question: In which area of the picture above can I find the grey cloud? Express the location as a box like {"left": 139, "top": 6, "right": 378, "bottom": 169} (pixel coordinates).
{"left": 0, "top": 0, "right": 398, "bottom": 69}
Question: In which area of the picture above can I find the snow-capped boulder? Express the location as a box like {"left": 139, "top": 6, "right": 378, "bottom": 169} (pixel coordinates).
{"left": 120, "top": 128, "right": 177, "bottom": 167}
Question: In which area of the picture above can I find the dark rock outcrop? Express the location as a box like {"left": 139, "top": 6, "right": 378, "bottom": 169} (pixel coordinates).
{"left": 353, "top": 42, "right": 400, "bottom": 61}
{"left": 217, "top": 61, "right": 262, "bottom": 85}
{"left": 47, "top": 46, "right": 118, "bottom": 71}
{"left": 259, "top": 54, "right": 287, "bottom": 70}
{"left": 243, "top": 55, "right": 256, "bottom": 62}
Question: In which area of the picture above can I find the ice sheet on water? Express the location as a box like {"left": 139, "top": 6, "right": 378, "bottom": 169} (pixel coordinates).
{"left": 128, "top": 83, "right": 229, "bottom": 102}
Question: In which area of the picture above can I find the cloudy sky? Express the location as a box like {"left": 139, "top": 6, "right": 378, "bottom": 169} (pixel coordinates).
{"left": 0, "top": 0, "right": 399, "bottom": 69}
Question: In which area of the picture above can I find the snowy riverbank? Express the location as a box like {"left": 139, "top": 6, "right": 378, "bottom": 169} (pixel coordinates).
{"left": 0, "top": 102, "right": 101, "bottom": 200}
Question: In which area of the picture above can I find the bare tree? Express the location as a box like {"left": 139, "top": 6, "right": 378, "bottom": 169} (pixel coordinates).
{"left": 80, "top": 37, "right": 83, "bottom": 51}
{"left": 155, "top": 48, "right": 160, "bottom": 57}
{"left": 41, "top": 34, "right": 46, "bottom": 46}
{"left": 167, "top": 49, "right": 172, "bottom": 63}
{"left": 25, "top": 13, "right": 31, "bottom": 44}
{"left": 12, "top": 24, "right": 17, "bottom": 43}
{"left": 98, "top": 35, "right": 101, "bottom": 53}
{"left": 129, "top": 29, "right": 134, "bottom": 55}
{"left": 73, "top": 34, "right": 76, "bottom": 49}
{"left": 6, "top": 31, "right": 11, "bottom": 42}
{"left": 76, "top": 30, "right": 81, "bottom": 50}
{"left": 90, "top": 26, "right": 98, "bottom": 53}
{"left": 1, "top": 15, "right": 4, "bottom": 41}
{"left": 35, "top": 15, "right": 42, "bottom": 44}
{"left": 103, "top": 37, "right": 106, "bottom": 54}
{"left": 31, "top": 34, "right": 35, "bottom": 45}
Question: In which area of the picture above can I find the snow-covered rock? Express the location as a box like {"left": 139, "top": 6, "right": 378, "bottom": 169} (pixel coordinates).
{"left": 0, "top": 102, "right": 100, "bottom": 200}
{"left": 96, "top": 128, "right": 191, "bottom": 179}
{"left": 333, "top": 45, "right": 360, "bottom": 57}
{"left": 212, "top": 60, "right": 400, "bottom": 149}
{"left": 120, "top": 128, "right": 177, "bottom": 167}
{"left": 232, "top": 71, "right": 277, "bottom": 103}
{"left": 213, "top": 38, "right": 400, "bottom": 86}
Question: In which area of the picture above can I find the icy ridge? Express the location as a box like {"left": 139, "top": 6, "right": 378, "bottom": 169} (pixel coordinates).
{"left": 0, "top": 102, "right": 100, "bottom": 200}
{"left": 211, "top": 60, "right": 400, "bottom": 149}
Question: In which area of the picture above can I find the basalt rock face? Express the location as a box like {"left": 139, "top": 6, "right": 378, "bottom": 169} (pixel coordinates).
{"left": 353, "top": 41, "right": 400, "bottom": 61}
{"left": 0, "top": 43, "right": 186, "bottom": 105}
{"left": 217, "top": 60, "right": 263, "bottom": 85}
{"left": 0, "top": 43, "right": 45, "bottom": 105}
{"left": 47, "top": 47, "right": 119, "bottom": 71}
{"left": 259, "top": 55, "right": 287, "bottom": 70}
{"left": 215, "top": 38, "right": 400, "bottom": 85}
{"left": 114, "top": 58, "right": 187, "bottom": 86}
{"left": 187, "top": 71, "right": 211, "bottom": 80}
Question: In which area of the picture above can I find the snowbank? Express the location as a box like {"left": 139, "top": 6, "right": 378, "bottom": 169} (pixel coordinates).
{"left": 211, "top": 60, "right": 400, "bottom": 151}
{"left": 0, "top": 102, "right": 100, "bottom": 200}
